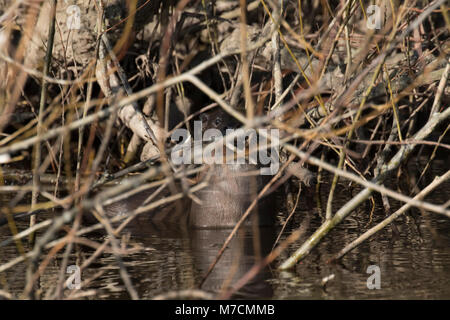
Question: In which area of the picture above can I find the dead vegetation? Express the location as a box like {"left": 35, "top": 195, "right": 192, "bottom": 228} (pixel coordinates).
{"left": 0, "top": 0, "right": 449, "bottom": 299}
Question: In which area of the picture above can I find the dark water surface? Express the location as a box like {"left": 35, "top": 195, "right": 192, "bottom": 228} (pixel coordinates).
{"left": 1, "top": 158, "right": 449, "bottom": 299}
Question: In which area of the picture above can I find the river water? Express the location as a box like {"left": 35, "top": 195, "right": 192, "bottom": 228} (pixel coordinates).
{"left": 0, "top": 158, "right": 449, "bottom": 299}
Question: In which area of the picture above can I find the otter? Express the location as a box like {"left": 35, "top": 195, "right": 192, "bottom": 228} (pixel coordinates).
{"left": 189, "top": 108, "right": 274, "bottom": 228}
{"left": 189, "top": 162, "right": 274, "bottom": 228}
{"left": 98, "top": 108, "right": 275, "bottom": 229}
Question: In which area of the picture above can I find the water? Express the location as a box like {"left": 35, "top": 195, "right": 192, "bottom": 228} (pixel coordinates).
{"left": 0, "top": 158, "right": 449, "bottom": 299}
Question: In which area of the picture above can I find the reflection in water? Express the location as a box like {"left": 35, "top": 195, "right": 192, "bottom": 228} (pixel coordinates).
{"left": 105, "top": 219, "right": 276, "bottom": 299}
{"left": 189, "top": 227, "right": 275, "bottom": 299}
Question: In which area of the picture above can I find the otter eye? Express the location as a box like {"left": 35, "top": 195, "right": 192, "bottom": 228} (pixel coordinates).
{"left": 214, "top": 118, "right": 222, "bottom": 126}
{"left": 199, "top": 114, "right": 208, "bottom": 123}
